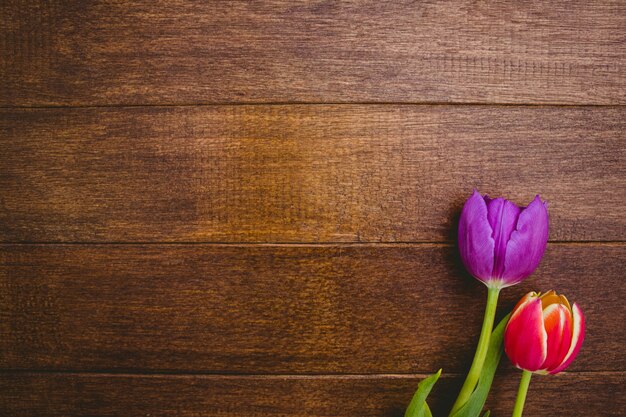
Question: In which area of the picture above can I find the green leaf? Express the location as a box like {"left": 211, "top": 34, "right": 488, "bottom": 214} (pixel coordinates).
{"left": 423, "top": 402, "right": 434, "bottom": 417}
{"left": 482, "top": 411, "right": 491, "bottom": 417}
{"left": 422, "top": 402, "right": 433, "bottom": 417}
{"left": 450, "top": 313, "right": 511, "bottom": 417}
{"left": 404, "top": 369, "right": 442, "bottom": 417}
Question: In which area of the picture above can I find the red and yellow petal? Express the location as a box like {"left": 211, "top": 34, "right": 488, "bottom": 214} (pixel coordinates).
{"left": 504, "top": 297, "right": 548, "bottom": 372}
{"left": 549, "top": 303, "right": 585, "bottom": 374}
{"left": 541, "top": 303, "right": 573, "bottom": 372}
{"left": 511, "top": 291, "right": 539, "bottom": 318}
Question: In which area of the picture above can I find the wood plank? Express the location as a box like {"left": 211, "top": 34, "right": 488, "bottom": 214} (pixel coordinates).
{"left": 1, "top": 243, "right": 623, "bottom": 373}
{"left": 1, "top": 105, "right": 624, "bottom": 242}
{"left": 1, "top": 1, "right": 624, "bottom": 106}
{"left": 0, "top": 371, "right": 623, "bottom": 416}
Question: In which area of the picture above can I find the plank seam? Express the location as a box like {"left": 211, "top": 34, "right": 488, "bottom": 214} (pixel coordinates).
{"left": 1, "top": 241, "right": 624, "bottom": 246}
{"left": 1, "top": 103, "right": 626, "bottom": 110}
{"left": 0, "top": 370, "right": 622, "bottom": 379}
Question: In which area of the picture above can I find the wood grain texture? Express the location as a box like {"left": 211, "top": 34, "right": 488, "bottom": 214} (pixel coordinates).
{"left": 1, "top": 0, "right": 624, "bottom": 106}
{"left": 1, "top": 371, "right": 623, "bottom": 417}
{"left": 1, "top": 243, "right": 623, "bottom": 373}
{"left": 1, "top": 105, "right": 625, "bottom": 243}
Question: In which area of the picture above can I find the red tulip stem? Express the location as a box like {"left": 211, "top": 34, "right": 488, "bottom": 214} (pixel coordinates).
{"left": 512, "top": 370, "right": 532, "bottom": 417}
{"left": 449, "top": 286, "right": 500, "bottom": 415}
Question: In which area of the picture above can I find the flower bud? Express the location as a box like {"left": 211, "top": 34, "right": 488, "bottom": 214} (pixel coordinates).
{"left": 458, "top": 190, "right": 549, "bottom": 288}
{"left": 504, "top": 291, "right": 585, "bottom": 374}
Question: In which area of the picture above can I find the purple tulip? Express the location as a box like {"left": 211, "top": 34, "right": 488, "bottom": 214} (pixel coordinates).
{"left": 458, "top": 190, "right": 549, "bottom": 288}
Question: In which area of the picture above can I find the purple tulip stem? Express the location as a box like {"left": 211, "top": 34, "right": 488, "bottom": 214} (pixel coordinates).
{"left": 449, "top": 286, "right": 501, "bottom": 416}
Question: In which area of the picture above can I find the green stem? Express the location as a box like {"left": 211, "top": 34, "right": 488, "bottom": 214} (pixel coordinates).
{"left": 449, "top": 286, "right": 500, "bottom": 416}
{"left": 512, "top": 370, "right": 532, "bottom": 417}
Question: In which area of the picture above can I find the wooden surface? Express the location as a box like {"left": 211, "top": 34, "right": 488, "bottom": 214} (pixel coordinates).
{"left": 1, "top": 243, "right": 623, "bottom": 373}
{"left": 1, "top": 1, "right": 625, "bottom": 416}
{"left": 1, "top": 0, "right": 625, "bottom": 105}
{"left": 1, "top": 372, "right": 624, "bottom": 417}
{"left": 1, "top": 106, "right": 624, "bottom": 243}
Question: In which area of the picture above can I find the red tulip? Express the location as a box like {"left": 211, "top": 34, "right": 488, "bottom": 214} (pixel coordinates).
{"left": 504, "top": 291, "right": 585, "bottom": 374}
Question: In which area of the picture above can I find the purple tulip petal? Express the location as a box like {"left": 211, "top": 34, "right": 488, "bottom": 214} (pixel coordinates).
{"left": 501, "top": 195, "right": 549, "bottom": 286}
{"left": 458, "top": 190, "right": 494, "bottom": 284}
{"left": 486, "top": 197, "right": 521, "bottom": 278}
